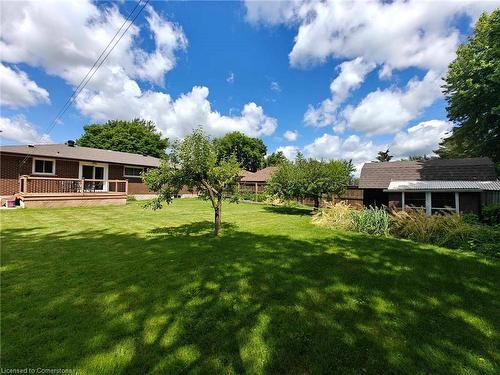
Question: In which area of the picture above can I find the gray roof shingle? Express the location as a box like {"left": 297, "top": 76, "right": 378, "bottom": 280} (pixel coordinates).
{"left": 359, "top": 158, "right": 497, "bottom": 189}
{"left": 0, "top": 144, "right": 161, "bottom": 167}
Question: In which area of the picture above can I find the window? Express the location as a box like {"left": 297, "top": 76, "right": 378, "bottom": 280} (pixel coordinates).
{"left": 431, "top": 192, "right": 456, "bottom": 214}
{"left": 404, "top": 192, "right": 426, "bottom": 210}
{"left": 123, "top": 166, "right": 144, "bottom": 178}
{"left": 32, "top": 158, "right": 55, "bottom": 175}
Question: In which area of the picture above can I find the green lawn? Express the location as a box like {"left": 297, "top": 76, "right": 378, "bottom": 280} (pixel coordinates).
{"left": 1, "top": 199, "right": 499, "bottom": 374}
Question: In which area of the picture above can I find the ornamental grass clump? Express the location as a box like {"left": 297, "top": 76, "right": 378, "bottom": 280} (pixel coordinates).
{"left": 350, "top": 206, "right": 390, "bottom": 236}
{"left": 311, "top": 201, "right": 352, "bottom": 230}
{"left": 390, "top": 210, "right": 500, "bottom": 256}
{"left": 390, "top": 210, "right": 465, "bottom": 246}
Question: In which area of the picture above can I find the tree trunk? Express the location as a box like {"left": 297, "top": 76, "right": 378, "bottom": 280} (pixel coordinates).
{"left": 314, "top": 196, "right": 320, "bottom": 210}
{"left": 214, "top": 204, "right": 221, "bottom": 236}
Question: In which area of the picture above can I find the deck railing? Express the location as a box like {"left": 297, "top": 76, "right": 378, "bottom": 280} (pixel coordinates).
{"left": 19, "top": 176, "right": 128, "bottom": 195}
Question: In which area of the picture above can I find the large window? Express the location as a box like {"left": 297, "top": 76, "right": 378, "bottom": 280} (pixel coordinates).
{"left": 123, "top": 166, "right": 144, "bottom": 178}
{"left": 32, "top": 158, "right": 55, "bottom": 175}
{"left": 404, "top": 192, "right": 426, "bottom": 210}
{"left": 431, "top": 192, "right": 456, "bottom": 214}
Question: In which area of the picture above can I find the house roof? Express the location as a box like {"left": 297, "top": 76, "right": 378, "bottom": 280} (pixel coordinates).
{"left": 240, "top": 167, "right": 277, "bottom": 183}
{"left": 359, "top": 158, "right": 496, "bottom": 189}
{"left": 0, "top": 144, "right": 161, "bottom": 167}
{"left": 385, "top": 180, "right": 500, "bottom": 192}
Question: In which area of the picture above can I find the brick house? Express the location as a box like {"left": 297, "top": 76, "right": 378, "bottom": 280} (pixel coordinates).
{"left": 0, "top": 142, "right": 161, "bottom": 207}
{"left": 359, "top": 157, "right": 500, "bottom": 215}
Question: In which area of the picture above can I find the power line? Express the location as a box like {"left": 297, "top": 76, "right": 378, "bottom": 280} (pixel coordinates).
{"left": 45, "top": 0, "right": 144, "bottom": 136}
{"left": 19, "top": 0, "right": 150, "bottom": 169}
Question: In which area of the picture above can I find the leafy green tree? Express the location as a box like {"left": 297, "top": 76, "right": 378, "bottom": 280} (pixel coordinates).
{"left": 437, "top": 10, "right": 500, "bottom": 165}
{"left": 267, "top": 156, "right": 354, "bottom": 209}
{"left": 265, "top": 151, "right": 288, "bottom": 167}
{"left": 215, "top": 131, "right": 267, "bottom": 172}
{"left": 143, "top": 129, "right": 241, "bottom": 235}
{"left": 376, "top": 149, "right": 393, "bottom": 162}
{"left": 76, "top": 119, "right": 168, "bottom": 158}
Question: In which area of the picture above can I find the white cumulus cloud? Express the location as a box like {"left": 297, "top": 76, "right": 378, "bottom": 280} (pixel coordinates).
{"left": 0, "top": 116, "right": 52, "bottom": 144}
{"left": 0, "top": 0, "right": 276, "bottom": 140}
{"left": 76, "top": 85, "right": 277, "bottom": 139}
{"left": 283, "top": 130, "right": 298, "bottom": 141}
{"left": 304, "top": 57, "right": 375, "bottom": 127}
{"left": 342, "top": 70, "right": 442, "bottom": 135}
{"left": 276, "top": 145, "right": 299, "bottom": 160}
{"left": 391, "top": 119, "right": 453, "bottom": 158}
{"left": 0, "top": 63, "right": 50, "bottom": 108}
{"left": 303, "top": 133, "right": 382, "bottom": 173}
{"left": 246, "top": 0, "right": 495, "bottom": 71}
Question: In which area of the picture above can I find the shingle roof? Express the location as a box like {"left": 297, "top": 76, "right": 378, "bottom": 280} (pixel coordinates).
{"left": 240, "top": 167, "right": 277, "bottom": 182}
{"left": 0, "top": 144, "right": 161, "bottom": 167}
{"left": 359, "top": 158, "right": 496, "bottom": 189}
{"left": 386, "top": 180, "right": 500, "bottom": 191}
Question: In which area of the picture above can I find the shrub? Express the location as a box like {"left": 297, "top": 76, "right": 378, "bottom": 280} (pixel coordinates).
{"left": 239, "top": 191, "right": 268, "bottom": 202}
{"left": 461, "top": 213, "right": 480, "bottom": 224}
{"left": 482, "top": 203, "right": 500, "bottom": 225}
{"left": 390, "top": 210, "right": 500, "bottom": 257}
{"left": 350, "top": 206, "right": 390, "bottom": 236}
{"left": 312, "top": 202, "right": 352, "bottom": 230}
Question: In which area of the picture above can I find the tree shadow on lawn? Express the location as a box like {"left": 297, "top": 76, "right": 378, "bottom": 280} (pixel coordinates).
{"left": 1, "top": 223, "right": 499, "bottom": 374}
{"left": 262, "top": 205, "right": 313, "bottom": 216}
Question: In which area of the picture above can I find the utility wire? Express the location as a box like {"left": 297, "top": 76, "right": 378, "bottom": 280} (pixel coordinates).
{"left": 19, "top": 0, "right": 149, "bottom": 169}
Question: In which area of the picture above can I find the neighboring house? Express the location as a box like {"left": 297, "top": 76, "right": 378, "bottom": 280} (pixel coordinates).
{"left": 239, "top": 166, "right": 277, "bottom": 194}
{"left": 359, "top": 157, "right": 499, "bottom": 215}
{"left": 0, "top": 141, "right": 161, "bottom": 207}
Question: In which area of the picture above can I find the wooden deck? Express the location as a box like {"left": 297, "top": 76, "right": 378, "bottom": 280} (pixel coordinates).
{"left": 17, "top": 176, "right": 128, "bottom": 208}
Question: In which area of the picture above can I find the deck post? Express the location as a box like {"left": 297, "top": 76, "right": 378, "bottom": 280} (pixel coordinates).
{"left": 255, "top": 182, "right": 258, "bottom": 201}
{"left": 81, "top": 178, "right": 85, "bottom": 195}
{"left": 125, "top": 180, "right": 129, "bottom": 195}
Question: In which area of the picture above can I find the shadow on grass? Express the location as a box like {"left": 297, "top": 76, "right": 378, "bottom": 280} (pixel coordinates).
{"left": 262, "top": 205, "right": 313, "bottom": 216}
{"left": 1, "top": 222, "right": 499, "bottom": 374}
{"left": 149, "top": 221, "right": 237, "bottom": 237}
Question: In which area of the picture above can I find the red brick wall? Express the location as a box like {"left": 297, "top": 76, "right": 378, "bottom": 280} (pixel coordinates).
{"left": 1, "top": 154, "right": 30, "bottom": 195}
{"left": 0, "top": 154, "right": 81, "bottom": 195}
{"left": 1, "top": 154, "right": 155, "bottom": 196}
{"left": 108, "top": 164, "right": 153, "bottom": 195}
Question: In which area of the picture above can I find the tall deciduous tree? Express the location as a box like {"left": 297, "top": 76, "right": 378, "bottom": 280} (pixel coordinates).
{"left": 267, "top": 156, "right": 354, "bottom": 209}
{"left": 76, "top": 119, "right": 168, "bottom": 158}
{"left": 437, "top": 10, "right": 500, "bottom": 166}
{"left": 143, "top": 129, "right": 241, "bottom": 235}
{"left": 265, "top": 151, "right": 288, "bottom": 167}
{"left": 215, "top": 131, "right": 267, "bottom": 172}
{"left": 376, "top": 149, "right": 393, "bottom": 162}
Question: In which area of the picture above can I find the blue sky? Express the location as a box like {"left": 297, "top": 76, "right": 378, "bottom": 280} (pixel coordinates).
{"left": 1, "top": 0, "right": 498, "bottom": 171}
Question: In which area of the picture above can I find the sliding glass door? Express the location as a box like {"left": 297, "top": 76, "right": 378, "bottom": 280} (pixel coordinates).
{"left": 80, "top": 163, "right": 108, "bottom": 191}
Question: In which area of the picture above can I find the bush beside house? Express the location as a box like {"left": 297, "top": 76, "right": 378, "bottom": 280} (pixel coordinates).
{"left": 313, "top": 203, "right": 500, "bottom": 257}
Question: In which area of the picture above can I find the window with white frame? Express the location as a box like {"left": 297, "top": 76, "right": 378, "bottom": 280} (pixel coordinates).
{"left": 32, "top": 158, "right": 55, "bottom": 175}
{"left": 123, "top": 166, "right": 144, "bottom": 178}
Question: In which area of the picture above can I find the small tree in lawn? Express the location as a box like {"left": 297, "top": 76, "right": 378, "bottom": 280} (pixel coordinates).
{"left": 300, "top": 159, "right": 354, "bottom": 209}
{"left": 143, "top": 129, "right": 241, "bottom": 235}
{"left": 267, "top": 156, "right": 354, "bottom": 209}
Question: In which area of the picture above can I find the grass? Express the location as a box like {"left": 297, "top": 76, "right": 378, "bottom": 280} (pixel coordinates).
{"left": 1, "top": 199, "right": 499, "bottom": 374}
